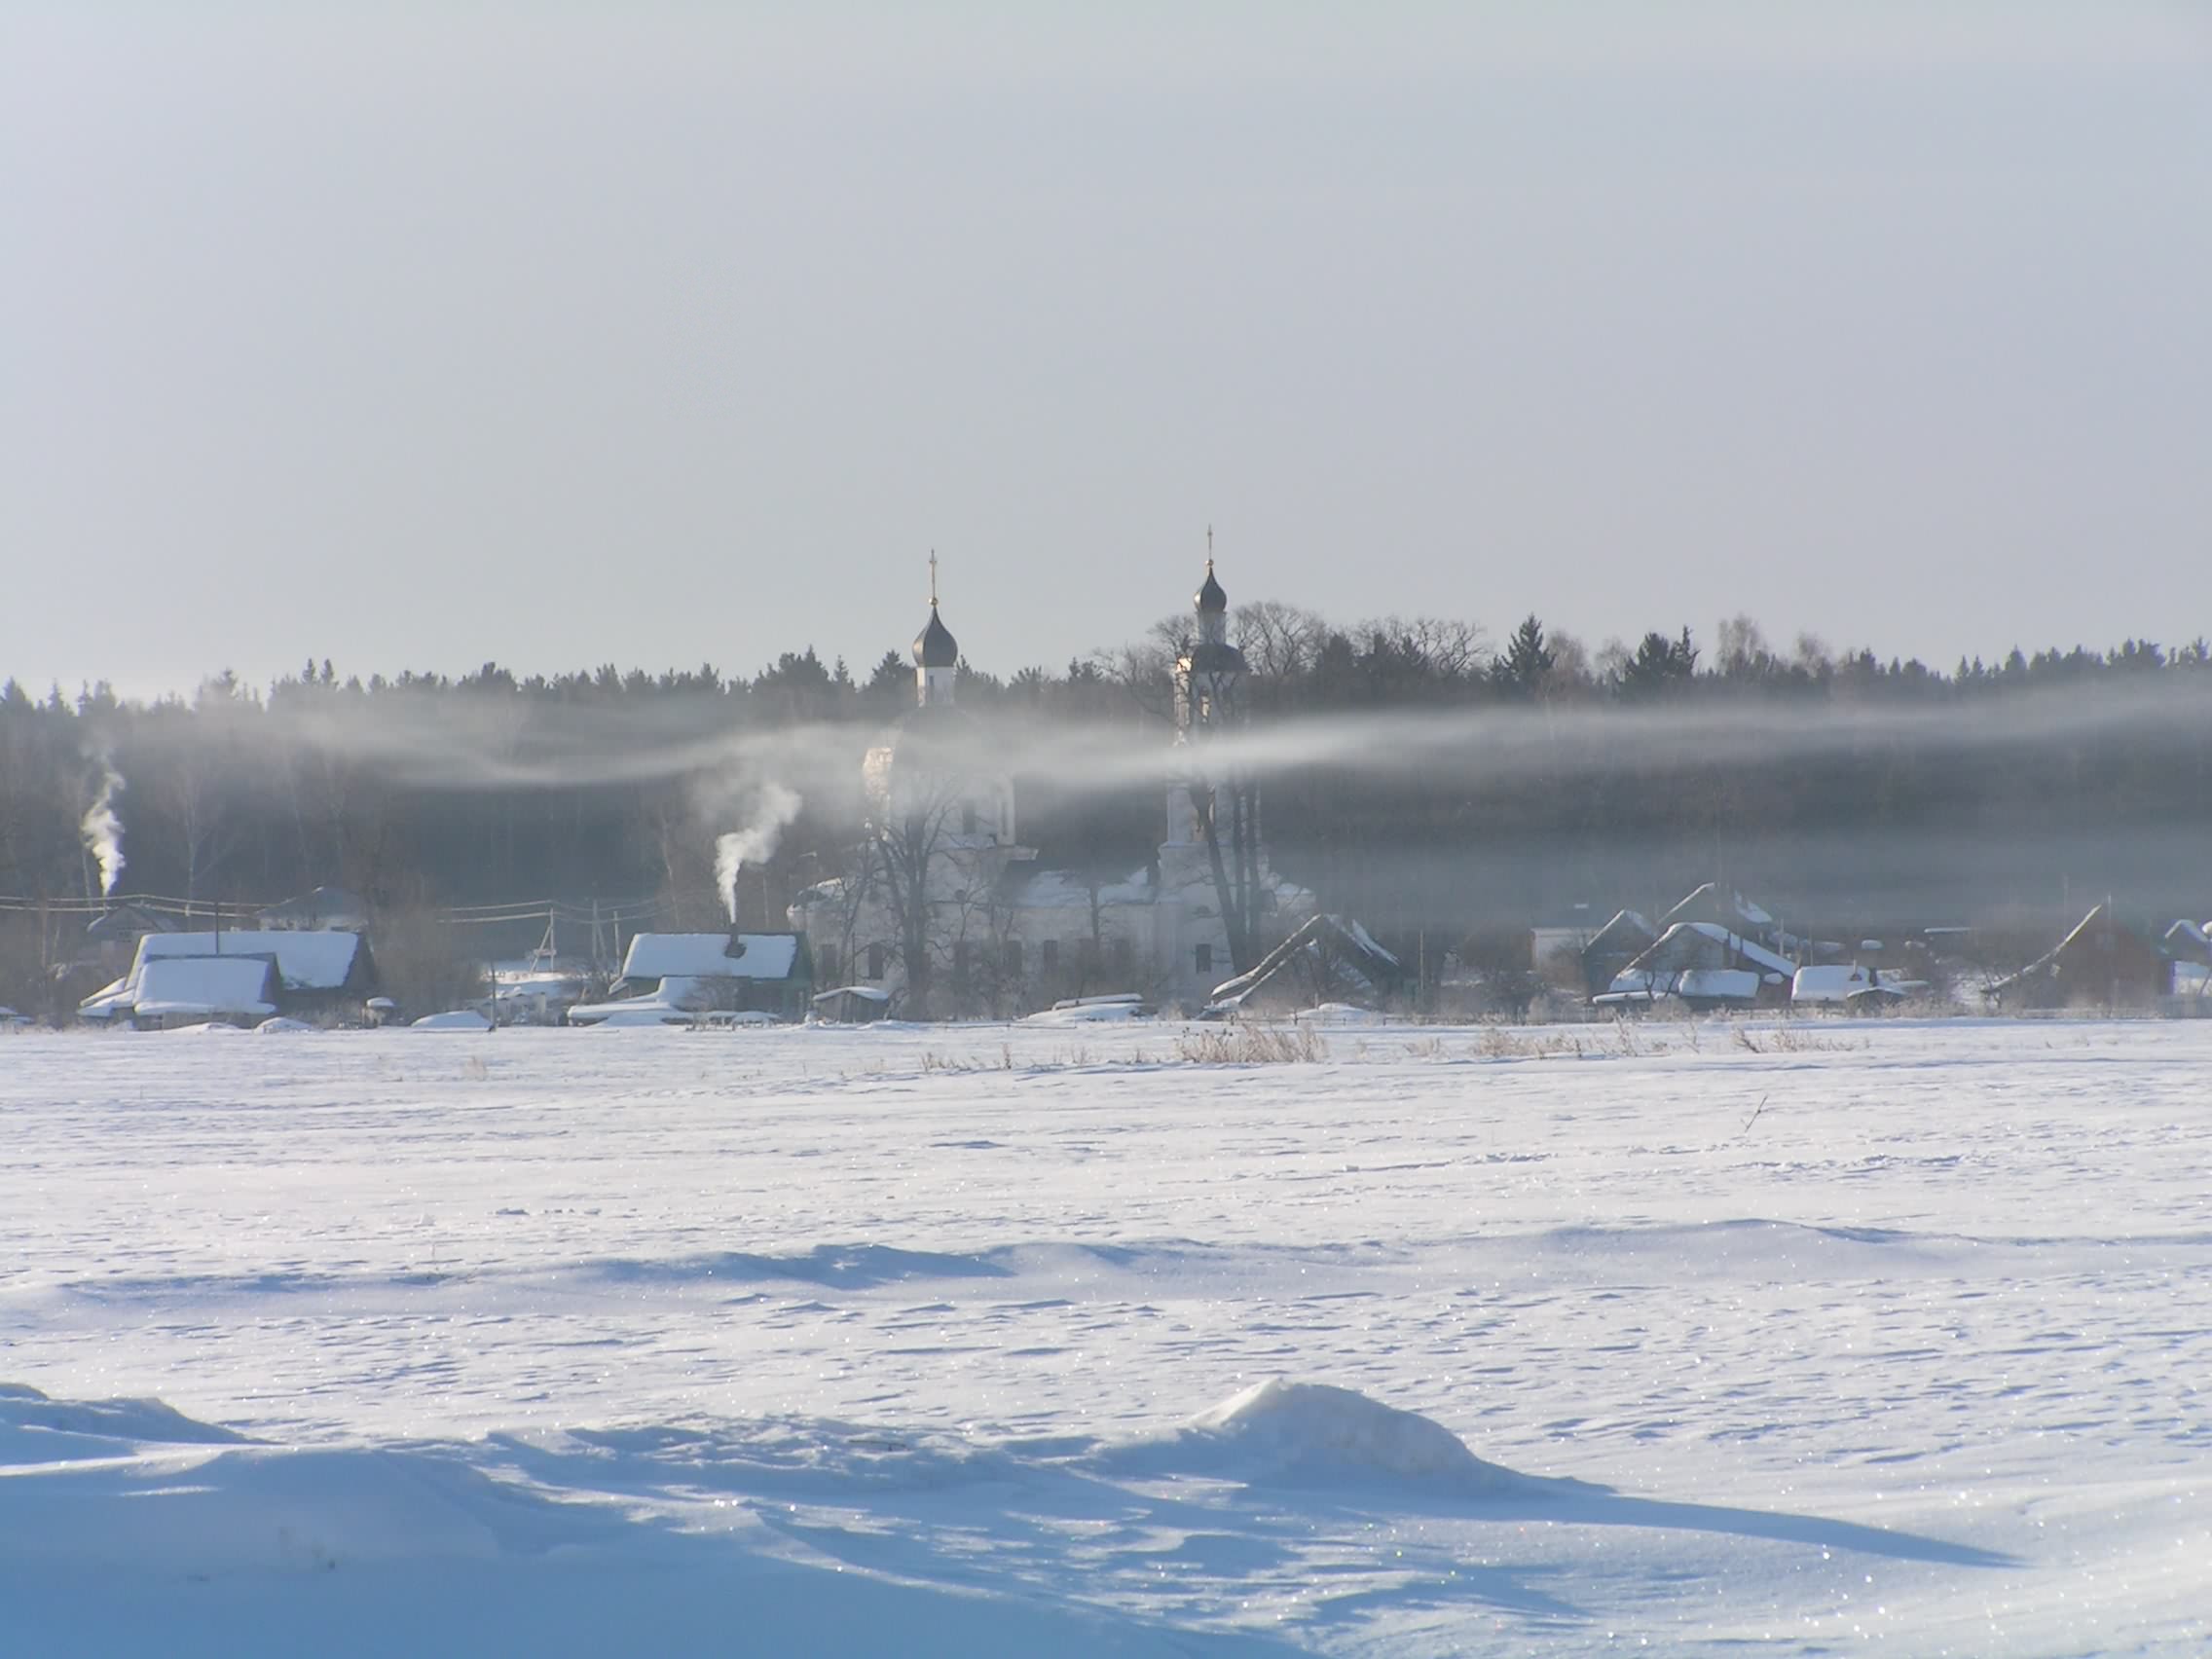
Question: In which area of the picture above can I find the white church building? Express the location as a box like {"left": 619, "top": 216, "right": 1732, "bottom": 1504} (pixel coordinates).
{"left": 790, "top": 560, "right": 1309, "bottom": 1015}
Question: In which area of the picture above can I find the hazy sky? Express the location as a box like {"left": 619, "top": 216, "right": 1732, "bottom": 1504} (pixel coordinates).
{"left": 5, "top": 3, "right": 2208, "bottom": 701}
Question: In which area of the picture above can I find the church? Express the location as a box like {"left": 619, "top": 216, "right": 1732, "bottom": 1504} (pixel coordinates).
{"left": 789, "top": 559, "right": 1309, "bottom": 1015}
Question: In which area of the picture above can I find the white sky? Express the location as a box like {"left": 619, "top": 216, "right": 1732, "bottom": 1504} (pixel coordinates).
{"left": 4, "top": 3, "right": 2208, "bottom": 700}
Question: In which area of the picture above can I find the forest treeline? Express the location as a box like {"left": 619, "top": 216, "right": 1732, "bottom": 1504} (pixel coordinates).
{"left": 4, "top": 608, "right": 2210, "bottom": 977}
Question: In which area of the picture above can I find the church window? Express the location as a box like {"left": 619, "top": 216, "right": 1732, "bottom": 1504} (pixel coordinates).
{"left": 1195, "top": 942, "right": 1213, "bottom": 976}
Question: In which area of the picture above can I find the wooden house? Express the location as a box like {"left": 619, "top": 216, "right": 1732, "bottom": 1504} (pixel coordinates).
{"left": 1989, "top": 906, "right": 2176, "bottom": 1011}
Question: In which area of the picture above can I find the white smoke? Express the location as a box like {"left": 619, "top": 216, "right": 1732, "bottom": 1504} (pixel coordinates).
{"left": 715, "top": 783, "right": 803, "bottom": 924}
{"left": 81, "top": 757, "right": 128, "bottom": 897}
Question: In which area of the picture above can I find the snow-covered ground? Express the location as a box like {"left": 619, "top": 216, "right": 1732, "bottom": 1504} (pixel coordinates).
{"left": 3, "top": 1017, "right": 2206, "bottom": 1655}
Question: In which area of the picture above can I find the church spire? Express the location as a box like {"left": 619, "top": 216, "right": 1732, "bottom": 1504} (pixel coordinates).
{"left": 912, "top": 551, "right": 958, "bottom": 704}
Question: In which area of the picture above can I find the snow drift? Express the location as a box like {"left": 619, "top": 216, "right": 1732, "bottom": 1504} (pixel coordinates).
{"left": 1105, "top": 1378, "right": 1525, "bottom": 1494}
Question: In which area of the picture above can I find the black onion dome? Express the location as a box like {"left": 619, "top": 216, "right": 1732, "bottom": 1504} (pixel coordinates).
{"left": 1195, "top": 560, "right": 1228, "bottom": 614}
{"left": 913, "top": 604, "right": 959, "bottom": 668}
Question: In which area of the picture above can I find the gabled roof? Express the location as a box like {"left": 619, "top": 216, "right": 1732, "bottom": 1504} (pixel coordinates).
{"left": 1991, "top": 904, "right": 2176, "bottom": 995}
{"left": 2163, "top": 918, "right": 2211, "bottom": 958}
{"left": 130, "top": 957, "right": 277, "bottom": 1019}
{"left": 1662, "top": 883, "right": 1775, "bottom": 932}
{"left": 569, "top": 975, "right": 718, "bottom": 1024}
{"left": 618, "top": 933, "right": 802, "bottom": 982}
{"left": 1624, "top": 921, "right": 1796, "bottom": 981}
{"left": 1583, "top": 909, "right": 1656, "bottom": 953}
{"left": 78, "top": 977, "right": 131, "bottom": 1019}
{"left": 85, "top": 903, "right": 182, "bottom": 942}
{"left": 131, "top": 930, "right": 363, "bottom": 991}
{"left": 1206, "top": 914, "right": 1405, "bottom": 1013}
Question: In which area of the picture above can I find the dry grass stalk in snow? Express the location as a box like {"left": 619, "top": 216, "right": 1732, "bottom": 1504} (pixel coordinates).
{"left": 1173, "top": 1023, "right": 1328, "bottom": 1064}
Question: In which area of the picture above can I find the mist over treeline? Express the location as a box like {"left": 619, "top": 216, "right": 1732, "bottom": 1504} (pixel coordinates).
{"left": 3, "top": 607, "right": 2209, "bottom": 944}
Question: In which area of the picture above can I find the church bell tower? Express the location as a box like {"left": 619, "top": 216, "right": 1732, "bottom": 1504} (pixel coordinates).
{"left": 1166, "top": 537, "right": 1249, "bottom": 844}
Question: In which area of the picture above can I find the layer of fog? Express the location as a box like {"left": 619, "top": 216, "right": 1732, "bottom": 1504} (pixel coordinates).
{"left": 257, "top": 679, "right": 2212, "bottom": 807}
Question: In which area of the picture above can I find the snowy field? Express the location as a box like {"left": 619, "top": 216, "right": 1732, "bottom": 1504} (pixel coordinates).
{"left": 3, "top": 1016, "right": 2206, "bottom": 1656}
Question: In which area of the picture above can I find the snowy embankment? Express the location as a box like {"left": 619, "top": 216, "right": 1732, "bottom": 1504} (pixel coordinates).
{"left": 3, "top": 1019, "right": 2208, "bottom": 1655}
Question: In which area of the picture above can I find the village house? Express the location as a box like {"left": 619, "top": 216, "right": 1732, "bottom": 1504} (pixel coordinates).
{"left": 1595, "top": 918, "right": 1798, "bottom": 1011}
{"left": 2161, "top": 918, "right": 2212, "bottom": 966}
{"left": 78, "top": 929, "right": 376, "bottom": 1027}
{"left": 1990, "top": 905, "right": 2180, "bottom": 1011}
{"left": 1574, "top": 908, "right": 1658, "bottom": 999}
{"left": 566, "top": 931, "right": 813, "bottom": 1025}
{"left": 81, "top": 903, "right": 183, "bottom": 976}
{"left": 1201, "top": 914, "right": 1405, "bottom": 1017}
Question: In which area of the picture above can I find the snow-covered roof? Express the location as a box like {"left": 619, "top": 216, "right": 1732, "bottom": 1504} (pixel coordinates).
{"left": 570, "top": 976, "right": 718, "bottom": 1024}
{"left": 130, "top": 957, "right": 277, "bottom": 1019}
{"left": 1631, "top": 921, "right": 1797, "bottom": 980}
{"left": 1583, "top": 909, "right": 1656, "bottom": 952}
{"left": 1602, "top": 964, "right": 1766, "bottom": 1005}
{"left": 1991, "top": 904, "right": 2174, "bottom": 996}
{"left": 1662, "top": 883, "right": 1776, "bottom": 932}
{"left": 812, "top": 983, "right": 891, "bottom": 1005}
{"left": 1791, "top": 965, "right": 1874, "bottom": 1003}
{"left": 1674, "top": 969, "right": 1760, "bottom": 1003}
{"left": 412, "top": 1010, "right": 491, "bottom": 1030}
{"left": 618, "top": 933, "right": 801, "bottom": 982}
{"left": 79, "top": 977, "right": 131, "bottom": 1019}
{"left": 1206, "top": 914, "right": 1405, "bottom": 1013}
{"left": 1021, "top": 1001, "right": 1148, "bottom": 1025}
{"left": 132, "top": 930, "right": 363, "bottom": 991}
{"left": 84, "top": 903, "right": 181, "bottom": 942}
{"left": 1343, "top": 919, "right": 1399, "bottom": 967}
